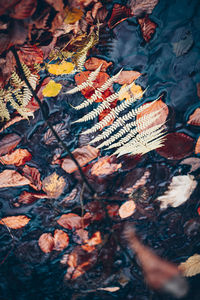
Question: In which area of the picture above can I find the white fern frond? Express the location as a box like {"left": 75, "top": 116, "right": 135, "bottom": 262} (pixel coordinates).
{"left": 98, "top": 69, "right": 122, "bottom": 93}
{"left": 22, "top": 73, "right": 38, "bottom": 106}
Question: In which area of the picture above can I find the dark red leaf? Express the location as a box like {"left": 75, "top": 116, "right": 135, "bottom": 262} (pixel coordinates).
{"left": 85, "top": 201, "right": 105, "bottom": 221}
{"left": 0, "top": 133, "right": 21, "bottom": 156}
{"left": 17, "top": 191, "right": 47, "bottom": 205}
{"left": 156, "top": 132, "right": 194, "bottom": 160}
{"left": 10, "top": 0, "right": 37, "bottom": 19}
{"left": 138, "top": 15, "right": 157, "bottom": 42}
{"left": 22, "top": 165, "right": 42, "bottom": 190}
{"left": 18, "top": 45, "right": 43, "bottom": 67}
{"left": 84, "top": 57, "right": 112, "bottom": 72}
{"left": 108, "top": 4, "right": 133, "bottom": 29}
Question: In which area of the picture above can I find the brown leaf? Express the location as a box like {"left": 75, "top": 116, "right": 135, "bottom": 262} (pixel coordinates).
{"left": 60, "top": 145, "right": 99, "bottom": 174}
{"left": 0, "top": 149, "right": 32, "bottom": 166}
{"left": 180, "top": 157, "right": 200, "bottom": 173}
{"left": 53, "top": 229, "right": 69, "bottom": 251}
{"left": 74, "top": 229, "right": 89, "bottom": 244}
{"left": 82, "top": 231, "right": 102, "bottom": 252}
{"left": 187, "top": 108, "right": 200, "bottom": 126}
{"left": 44, "top": 0, "right": 64, "bottom": 12}
{"left": 0, "top": 215, "right": 30, "bottom": 229}
{"left": 10, "top": 0, "right": 37, "bottom": 19}
{"left": 114, "top": 70, "right": 141, "bottom": 85}
{"left": 0, "top": 0, "right": 19, "bottom": 16}
{"left": 22, "top": 165, "right": 42, "bottom": 190}
{"left": 119, "top": 200, "right": 136, "bottom": 219}
{"left": 38, "top": 233, "right": 54, "bottom": 253}
{"left": 91, "top": 156, "right": 122, "bottom": 176}
{"left": 18, "top": 45, "right": 43, "bottom": 67}
{"left": 84, "top": 57, "right": 112, "bottom": 72}
{"left": 17, "top": 191, "right": 47, "bottom": 205}
{"left": 57, "top": 213, "right": 83, "bottom": 230}
{"left": 195, "top": 136, "right": 200, "bottom": 154}
{"left": 42, "top": 172, "right": 66, "bottom": 198}
{"left": 179, "top": 254, "right": 200, "bottom": 277}
{"left": 138, "top": 15, "right": 157, "bottom": 42}
{"left": 85, "top": 201, "right": 105, "bottom": 221}
{"left": 44, "top": 123, "right": 68, "bottom": 145}
{"left": 0, "top": 169, "right": 30, "bottom": 188}
{"left": 108, "top": 4, "right": 133, "bottom": 29}
{"left": 0, "top": 116, "right": 24, "bottom": 133}
{"left": 0, "top": 133, "right": 21, "bottom": 156}
{"left": 129, "top": 0, "right": 159, "bottom": 16}
{"left": 61, "top": 188, "right": 78, "bottom": 204}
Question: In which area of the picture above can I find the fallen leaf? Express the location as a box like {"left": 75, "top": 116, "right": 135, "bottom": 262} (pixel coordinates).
{"left": 10, "top": 0, "right": 37, "bottom": 19}
{"left": 60, "top": 145, "right": 99, "bottom": 174}
{"left": 0, "top": 116, "right": 24, "bottom": 133}
{"left": 114, "top": 70, "right": 141, "bottom": 85}
{"left": 119, "top": 82, "right": 143, "bottom": 101}
{"left": 44, "top": 123, "right": 68, "bottom": 145}
{"left": 97, "top": 287, "right": 120, "bottom": 292}
{"left": 106, "top": 204, "right": 119, "bottom": 218}
{"left": 129, "top": 0, "right": 159, "bottom": 16}
{"left": 0, "top": 149, "right": 32, "bottom": 166}
{"left": 138, "top": 15, "right": 157, "bottom": 42}
{"left": 38, "top": 233, "right": 54, "bottom": 253}
{"left": 119, "top": 200, "right": 136, "bottom": 219}
{"left": 0, "top": 133, "right": 21, "bottom": 156}
{"left": 180, "top": 157, "right": 200, "bottom": 173}
{"left": 172, "top": 30, "right": 193, "bottom": 57}
{"left": 17, "top": 191, "right": 47, "bottom": 205}
{"left": 85, "top": 201, "right": 105, "bottom": 221}
{"left": 0, "top": 169, "right": 30, "bottom": 188}
{"left": 156, "top": 133, "right": 194, "bottom": 160}
{"left": 18, "top": 45, "right": 43, "bottom": 67}
{"left": 74, "top": 229, "right": 89, "bottom": 244}
{"left": 195, "top": 136, "right": 200, "bottom": 154}
{"left": 42, "top": 80, "right": 62, "bottom": 97}
{"left": 61, "top": 188, "right": 78, "bottom": 205}
{"left": 179, "top": 254, "right": 200, "bottom": 277}
{"left": 98, "top": 98, "right": 117, "bottom": 128}
{"left": 22, "top": 165, "right": 42, "bottom": 190}
{"left": 57, "top": 213, "right": 83, "bottom": 229}
{"left": 157, "top": 175, "right": 197, "bottom": 209}
{"left": 187, "top": 108, "right": 200, "bottom": 126}
{"left": 53, "top": 229, "right": 69, "bottom": 251}
{"left": 47, "top": 61, "right": 74, "bottom": 75}
{"left": 42, "top": 172, "right": 66, "bottom": 198}
{"left": 44, "top": 0, "right": 64, "bottom": 12}
{"left": 91, "top": 156, "right": 122, "bottom": 176}
{"left": 108, "top": 4, "right": 133, "bottom": 29}
{"left": 82, "top": 231, "right": 102, "bottom": 253}
{"left": 64, "top": 7, "right": 83, "bottom": 24}
{"left": 0, "top": 215, "right": 30, "bottom": 229}
{"left": 84, "top": 57, "right": 112, "bottom": 72}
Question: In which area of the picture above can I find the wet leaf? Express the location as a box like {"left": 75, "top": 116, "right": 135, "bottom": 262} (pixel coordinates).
{"left": 17, "top": 191, "right": 47, "bottom": 205}
{"left": 85, "top": 201, "right": 105, "bottom": 221}
{"left": 179, "top": 254, "right": 200, "bottom": 277}
{"left": 22, "top": 165, "right": 42, "bottom": 190}
{"left": 119, "top": 82, "right": 143, "bottom": 101}
{"left": 156, "top": 133, "right": 194, "bottom": 160}
{"left": 38, "top": 233, "right": 54, "bottom": 253}
{"left": 84, "top": 57, "right": 112, "bottom": 72}
{"left": 91, "top": 156, "right": 122, "bottom": 176}
{"left": 10, "top": 0, "right": 37, "bottom": 19}
{"left": 0, "top": 116, "right": 24, "bottom": 133}
{"left": 44, "top": 123, "right": 68, "bottom": 145}
{"left": 97, "top": 287, "right": 120, "bottom": 292}
{"left": 18, "top": 45, "right": 43, "bottom": 67}
{"left": 119, "top": 200, "right": 136, "bottom": 219}
{"left": 129, "top": 0, "right": 159, "bottom": 16}
{"left": 0, "top": 149, "right": 32, "bottom": 166}
{"left": 42, "top": 80, "right": 62, "bottom": 97}
{"left": 64, "top": 7, "right": 83, "bottom": 24}
{"left": 0, "top": 133, "right": 21, "bottom": 156}
{"left": 195, "top": 136, "right": 200, "bottom": 154}
{"left": 74, "top": 229, "right": 89, "bottom": 244}
{"left": 108, "top": 4, "right": 133, "bottom": 29}
{"left": 172, "top": 31, "right": 193, "bottom": 57}
{"left": 0, "top": 215, "right": 30, "bottom": 229}
{"left": 57, "top": 213, "right": 83, "bottom": 230}
{"left": 60, "top": 145, "right": 99, "bottom": 174}
{"left": 106, "top": 204, "right": 119, "bottom": 218}
{"left": 187, "top": 108, "right": 200, "bottom": 126}
{"left": 47, "top": 61, "right": 74, "bottom": 75}
{"left": 114, "top": 70, "right": 141, "bottom": 85}
{"left": 180, "top": 157, "right": 200, "bottom": 173}
{"left": 138, "top": 15, "right": 157, "bottom": 42}
{"left": 53, "top": 229, "right": 69, "bottom": 251}
{"left": 42, "top": 172, "right": 66, "bottom": 198}
{"left": 197, "top": 83, "right": 200, "bottom": 99}
{"left": 0, "top": 169, "right": 30, "bottom": 188}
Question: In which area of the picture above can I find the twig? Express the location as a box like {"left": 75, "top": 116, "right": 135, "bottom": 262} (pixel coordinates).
{"left": 11, "top": 46, "right": 96, "bottom": 195}
{"left": 0, "top": 220, "right": 15, "bottom": 266}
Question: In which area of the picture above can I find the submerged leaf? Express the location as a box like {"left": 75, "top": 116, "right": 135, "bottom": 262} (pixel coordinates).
{"left": 138, "top": 15, "right": 157, "bottom": 42}
{"left": 0, "top": 215, "right": 30, "bottom": 229}
{"left": 44, "top": 123, "right": 68, "bottom": 145}
{"left": 42, "top": 80, "right": 62, "bottom": 97}
{"left": 179, "top": 254, "right": 200, "bottom": 277}
{"left": 129, "top": 0, "right": 159, "bottom": 16}
{"left": 42, "top": 172, "right": 66, "bottom": 198}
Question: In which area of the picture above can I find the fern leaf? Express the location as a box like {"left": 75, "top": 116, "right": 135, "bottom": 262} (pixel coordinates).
{"left": 98, "top": 69, "right": 123, "bottom": 93}
{"left": 22, "top": 74, "right": 38, "bottom": 106}
{"left": 0, "top": 90, "right": 10, "bottom": 121}
{"left": 11, "top": 72, "right": 23, "bottom": 87}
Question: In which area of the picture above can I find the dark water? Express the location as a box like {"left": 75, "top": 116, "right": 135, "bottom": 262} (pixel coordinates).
{"left": 1, "top": 0, "right": 200, "bottom": 299}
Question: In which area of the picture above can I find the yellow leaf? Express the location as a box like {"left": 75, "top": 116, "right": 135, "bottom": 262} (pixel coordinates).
{"left": 42, "top": 172, "right": 66, "bottom": 198}
{"left": 42, "top": 80, "right": 62, "bottom": 97}
{"left": 64, "top": 7, "right": 83, "bottom": 24}
{"left": 118, "top": 84, "right": 131, "bottom": 101}
{"left": 47, "top": 61, "right": 74, "bottom": 75}
{"left": 118, "top": 83, "right": 143, "bottom": 101}
{"left": 178, "top": 254, "right": 200, "bottom": 277}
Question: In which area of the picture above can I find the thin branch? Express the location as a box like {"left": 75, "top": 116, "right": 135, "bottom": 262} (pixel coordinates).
{"left": 11, "top": 46, "right": 96, "bottom": 195}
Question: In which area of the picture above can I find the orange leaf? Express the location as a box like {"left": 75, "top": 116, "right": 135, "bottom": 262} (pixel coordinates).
{"left": 61, "top": 145, "right": 99, "bottom": 174}
{"left": 57, "top": 213, "right": 82, "bottom": 230}
{"left": 82, "top": 231, "right": 102, "bottom": 252}
{"left": 0, "top": 215, "right": 30, "bottom": 229}
{"left": 74, "top": 229, "right": 89, "bottom": 244}
{"left": 42, "top": 172, "right": 66, "bottom": 198}
{"left": 53, "top": 229, "right": 69, "bottom": 251}
{"left": 119, "top": 200, "right": 136, "bottom": 219}
{"left": 195, "top": 137, "right": 200, "bottom": 154}
{"left": 0, "top": 149, "right": 32, "bottom": 166}
{"left": 187, "top": 108, "right": 200, "bottom": 126}
{"left": 38, "top": 233, "right": 54, "bottom": 253}
{"left": 84, "top": 57, "right": 112, "bottom": 72}
{"left": 91, "top": 156, "right": 122, "bottom": 176}
{"left": 0, "top": 169, "right": 30, "bottom": 188}
{"left": 114, "top": 70, "right": 141, "bottom": 85}
{"left": 0, "top": 133, "right": 21, "bottom": 156}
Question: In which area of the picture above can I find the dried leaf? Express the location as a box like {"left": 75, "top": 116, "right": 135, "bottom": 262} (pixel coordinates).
{"left": 17, "top": 191, "right": 47, "bottom": 205}
{"left": 180, "top": 157, "right": 200, "bottom": 173}
{"left": 106, "top": 204, "right": 119, "bottom": 218}
{"left": 22, "top": 165, "right": 42, "bottom": 190}
{"left": 0, "top": 133, "right": 21, "bottom": 156}
{"left": 195, "top": 136, "right": 200, "bottom": 154}
{"left": 0, "top": 169, "right": 30, "bottom": 188}
{"left": 82, "top": 231, "right": 102, "bottom": 253}
{"left": 42, "top": 80, "right": 62, "bottom": 97}
{"left": 44, "top": 123, "right": 68, "bottom": 145}
{"left": 119, "top": 200, "right": 136, "bottom": 219}
{"left": 42, "top": 172, "right": 66, "bottom": 198}
{"left": 74, "top": 229, "right": 89, "bottom": 244}
{"left": 187, "top": 108, "right": 200, "bottom": 126}
{"left": 47, "top": 61, "right": 74, "bottom": 75}
{"left": 129, "top": 0, "right": 159, "bottom": 16}
{"left": 10, "top": 0, "right": 37, "bottom": 19}
{"left": 97, "top": 287, "right": 120, "bottom": 292}
{"left": 0, "top": 149, "right": 32, "bottom": 166}
{"left": 108, "top": 4, "right": 133, "bottom": 29}
{"left": 18, "top": 45, "right": 43, "bottom": 67}
{"left": 57, "top": 213, "right": 90, "bottom": 230}
{"left": 138, "top": 15, "right": 157, "bottom": 42}
{"left": 157, "top": 175, "right": 197, "bottom": 209}
{"left": 91, "top": 156, "right": 121, "bottom": 176}
{"left": 114, "top": 70, "right": 141, "bottom": 85}
{"left": 84, "top": 57, "right": 112, "bottom": 72}
{"left": 38, "top": 233, "right": 54, "bottom": 253}
{"left": 179, "top": 254, "right": 200, "bottom": 277}
{"left": 64, "top": 7, "right": 83, "bottom": 24}
{"left": 53, "top": 229, "right": 69, "bottom": 251}
{"left": 61, "top": 145, "right": 99, "bottom": 174}
{"left": 0, "top": 215, "right": 30, "bottom": 229}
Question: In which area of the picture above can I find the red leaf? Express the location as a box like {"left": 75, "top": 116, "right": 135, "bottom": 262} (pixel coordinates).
{"left": 108, "top": 4, "right": 133, "bottom": 29}
{"left": 17, "top": 191, "right": 47, "bottom": 205}
{"left": 0, "top": 149, "right": 32, "bottom": 166}
{"left": 0, "top": 169, "right": 30, "bottom": 188}
{"left": 195, "top": 136, "right": 200, "bottom": 154}
{"left": 18, "top": 45, "right": 43, "bottom": 67}
{"left": 187, "top": 108, "right": 200, "bottom": 126}
{"left": 82, "top": 231, "right": 102, "bottom": 252}
{"left": 156, "top": 133, "right": 194, "bottom": 160}
{"left": 90, "top": 156, "right": 122, "bottom": 176}
{"left": 138, "top": 15, "right": 157, "bottom": 42}
{"left": 0, "top": 215, "right": 30, "bottom": 229}
{"left": 38, "top": 233, "right": 54, "bottom": 253}
{"left": 53, "top": 229, "right": 69, "bottom": 251}
{"left": 84, "top": 57, "right": 112, "bottom": 72}
{"left": 0, "top": 133, "right": 21, "bottom": 156}
{"left": 10, "top": 0, "right": 37, "bottom": 19}
{"left": 22, "top": 165, "right": 42, "bottom": 190}
{"left": 107, "top": 204, "right": 119, "bottom": 218}
{"left": 85, "top": 201, "right": 105, "bottom": 221}
{"left": 57, "top": 213, "right": 83, "bottom": 230}
{"left": 98, "top": 99, "right": 118, "bottom": 129}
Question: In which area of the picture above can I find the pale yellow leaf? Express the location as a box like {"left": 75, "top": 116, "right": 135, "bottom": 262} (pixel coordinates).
{"left": 42, "top": 80, "right": 62, "bottom": 97}
{"left": 47, "top": 61, "right": 74, "bottom": 75}
{"left": 97, "top": 287, "right": 120, "bottom": 292}
{"left": 119, "top": 200, "right": 136, "bottom": 219}
{"left": 179, "top": 254, "right": 200, "bottom": 277}
{"left": 42, "top": 172, "right": 66, "bottom": 198}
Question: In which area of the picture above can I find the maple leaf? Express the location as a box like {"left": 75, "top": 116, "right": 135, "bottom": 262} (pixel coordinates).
{"left": 42, "top": 80, "right": 62, "bottom": 97}
{"left": 42, "top": 172, "right": 66, "bottom": 198}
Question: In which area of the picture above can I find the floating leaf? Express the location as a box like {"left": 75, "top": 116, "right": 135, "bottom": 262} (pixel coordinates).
{"left": 84, "top": 57, "right": 112, "bottom": 72}
{"left": 42, "top": 172, "right": 66, "bottom": 198}
{"left": 97, "top": 287, "right": 120, "bottom": 292}
{"left": 179, "top": 254, "right": 200, "bottom": 277}
{"left": 47, "top": 61, "right": 74, "bottom": 75}
{"left": 22, "top": 165, "right": 42, "bottom": 190}
{"left": 157, "top": 175, "right": 197, "bottom": 209}
{"left": 0, "top": 170, "right": 30, "bottom": 188}
{"left": 114, "top": 70, "right": 141, "bottom": 85}
{"left": 156, "top": 133, "right": 194, "bottom": 160}
{"left": 108, "top": 4, "right": 133, "bottom": 29}
{"left": 180, "top": 157, "right": 200, "bottom": 173}
{"left": 119, "top": 200, "right": 136, "bottom": 219}
{"left": 195, "top": 136, "right": 200, "bottom": 154}
{"left": 42, "top": 80, "right": 62, "bottom": 97}
{"left": 0, "top": 149, "right": 32, "bottom": 166}
{"left": 57, "top": 213, "right": 84, "bottom": 230}
{"left": 0, "top": 133, "right": 21, "bottom": 156}
{"left": 53, "top": 229, "right": 69, "bottom": 251}
{"left": 0, "top": 215, "right": 30, "bottom": 229}
{"left": 64, "top": 7, "right": 83, "bottom": 24}
{"left": 138, "top": 15, "right": 157, "bottom": 42}
{"left": 187, "top": 108, "right": 200, "bottom": 126}
{"left": 38, "top": 233, "right": 54, "bottom": 253}
{"left": 90, "top": 156, "right": 121, "bottom": 176}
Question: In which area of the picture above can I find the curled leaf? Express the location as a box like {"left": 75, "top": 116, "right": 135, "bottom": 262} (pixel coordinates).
{"left": 42, "top": 172, "right": 66, "bottom": 198}
{"left": 119, "top": 200, "right": 136, "bottom": 219}
{"left": 0, "top": 149, "right": 32, "bottom": 166}
{"left": 42, "top": 80, "right": 62, "bottom": 97}
{"left": 138, "top": 15, "right": 157, "bottom": 42}
{"left": 179, "top": 254, "right": 200, "bottom": 277}
{"left": 47, "top": 61, "right": 74, "bottom": 75}
{"left": 0, "top": 215, "right": 30, "bottom": 229}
